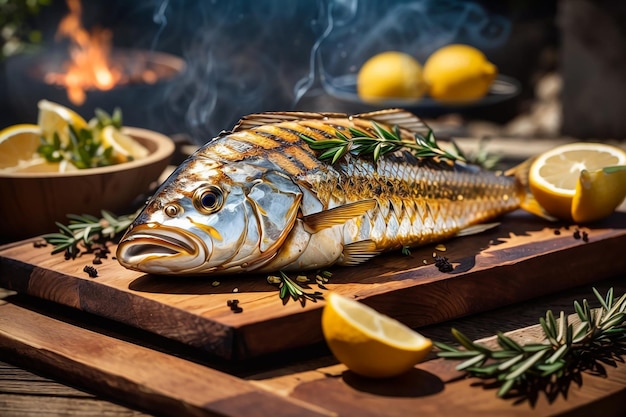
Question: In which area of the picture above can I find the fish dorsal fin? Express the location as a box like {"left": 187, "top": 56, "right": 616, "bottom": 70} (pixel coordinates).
{"left": 338, "top": 240, "right": 381, "bottom": 266}
{"left": 303, "top": 199, "right": 376, "bottom": 233}
{"left": 353, "top": 108, "right": 431, "bottom": 136}
{"left": 232, "top": 111, "right": 348, "bottom": 132}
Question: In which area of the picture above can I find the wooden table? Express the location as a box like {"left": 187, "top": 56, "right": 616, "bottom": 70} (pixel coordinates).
{"left": 2, "top": 275, "right": 626, "bottom": 417}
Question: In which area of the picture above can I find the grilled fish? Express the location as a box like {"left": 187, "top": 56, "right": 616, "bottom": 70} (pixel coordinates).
{"left": 116, "top": 109, "right": 531, "bottom": 275}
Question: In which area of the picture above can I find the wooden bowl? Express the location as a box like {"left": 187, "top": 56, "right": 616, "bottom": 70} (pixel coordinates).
{"left": 0, "top": 127, "right": 175, "bottom": 241}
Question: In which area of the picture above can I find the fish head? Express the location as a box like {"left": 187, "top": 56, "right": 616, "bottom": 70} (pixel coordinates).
{"left": 116, "top": 156, "right": 303, "bottom": 275}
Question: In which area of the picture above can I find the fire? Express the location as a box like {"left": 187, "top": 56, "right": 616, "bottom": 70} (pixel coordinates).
{"left": 45, "top": 0, "right": 124, "bottom": 105}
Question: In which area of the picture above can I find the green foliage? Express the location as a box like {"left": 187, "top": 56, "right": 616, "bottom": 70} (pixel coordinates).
{"left": 435, "top": 288, "right": 626, "bottom": 398}
{"left": 300, "top": 122, "right": 466, "bottom": 165}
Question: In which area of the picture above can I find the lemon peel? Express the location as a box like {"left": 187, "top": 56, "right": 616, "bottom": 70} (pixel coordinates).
{"left": 322, "top": 292, "right": 432, "bottom": 378}
{"left": 571, "top": 166, "right": 626, "bottom": 223}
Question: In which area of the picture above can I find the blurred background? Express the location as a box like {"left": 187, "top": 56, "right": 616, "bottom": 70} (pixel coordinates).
{"left": 1, "top": 0, "right": 624, "bottom": 144}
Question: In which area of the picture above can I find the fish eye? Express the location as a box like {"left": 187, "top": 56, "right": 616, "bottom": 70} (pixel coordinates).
{"left": 164, "top": 204, "right": 182, "bottom": 218}
{"left": 193, "top": 185, "right": 224, "bottom": 214}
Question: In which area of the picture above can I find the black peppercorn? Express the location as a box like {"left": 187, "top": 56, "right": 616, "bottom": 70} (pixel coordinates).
{"left": 434, "top": 255, "right": 453, "bottom": 272}
{"left": 83, "top": 265, "right": 98, "bottom": 278}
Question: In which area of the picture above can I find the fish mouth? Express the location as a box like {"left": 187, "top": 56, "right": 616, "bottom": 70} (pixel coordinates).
{"left": 116, "top": 224, "right": 208, "bottom": 274}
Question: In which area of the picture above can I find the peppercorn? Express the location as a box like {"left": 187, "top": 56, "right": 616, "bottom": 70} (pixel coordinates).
{"left": 83, "top": 265, "right": 98, "bottom": 278}
{"left": 434, "top": 255, "right": 453, "bottom": 272}
{"left": 227, "top": 299, "right": 243, "bottom": 313}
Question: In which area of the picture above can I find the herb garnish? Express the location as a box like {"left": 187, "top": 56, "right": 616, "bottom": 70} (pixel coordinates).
{"left": 267, "top": 271, "right": 326, "bottom": 305}
{"left": 435, "top": 287, "right": 626, "bottom": 397}
{"left": 41, "top": 209, "right": 140, "bottom": 258}
{"left": 300, "top": 122, "right": 465, "bottom": 164}
{"left": 37, "top": 108, "right": 124, "bottom": 169}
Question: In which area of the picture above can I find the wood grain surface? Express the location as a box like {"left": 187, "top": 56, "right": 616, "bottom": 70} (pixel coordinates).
{"left": 1, "top": 210, "right": 626, "bottom": 360}
{"left": 1, "top": 277, "right": 625, "bottom": 417}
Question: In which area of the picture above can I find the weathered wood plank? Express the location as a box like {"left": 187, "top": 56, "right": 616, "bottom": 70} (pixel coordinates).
{"left": 0, "top": 301, "right": 332, "bottom": 417}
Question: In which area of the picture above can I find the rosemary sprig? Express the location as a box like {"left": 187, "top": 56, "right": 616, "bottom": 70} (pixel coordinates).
{"left": 300, "top": 122, "right": 465, "bottom": 164}
{"left": 434, "top": 288, "right": 626, "bottom": 397}
{"left": 41, "top": 209, "right": 140, "bottom": 258}
{"left": 267, "top": 271, "right": 325, "bottom": 305}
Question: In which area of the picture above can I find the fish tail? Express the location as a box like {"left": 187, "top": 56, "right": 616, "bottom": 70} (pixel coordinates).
{"left": 506, "top": 157, "right": 557, "bottom": 221}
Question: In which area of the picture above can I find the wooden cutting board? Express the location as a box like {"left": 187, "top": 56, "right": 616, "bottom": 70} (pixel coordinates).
{"left": 1, "top": 210, "right": 625, "bottom": 360}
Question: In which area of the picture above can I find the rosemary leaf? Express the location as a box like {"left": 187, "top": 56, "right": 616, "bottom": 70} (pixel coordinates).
{"left": 451, "top": 328, "right": 492, "bottom": 354}
{"left": 593, "top": 287, "right": 610, "bottom": 311}
{"left": 456, "top": 353, "right": 487, "bottom": 371}
{"left": 496, "top": 332, "right": 524, "bottom": 352}
{"left": 545, "top": 343, "right": 568, "bottom": 364}
{"left": 505, "top": 349, "right": 546, "bottom": 380}
{"left": 436, "top": 350, "right": 481, "bottom": 359}
{"left": 497, "top": 378, "right": 516, "bottom": 397}
{"left": 496, "top": 353, "right": 525, "bottom": 371}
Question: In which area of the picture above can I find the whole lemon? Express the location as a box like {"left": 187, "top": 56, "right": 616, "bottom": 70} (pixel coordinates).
{"left": 357, "top": 51, "right": 427, "bottom": 103}
{"left": 423, "top": 44, "right": 497, "bottom": 102}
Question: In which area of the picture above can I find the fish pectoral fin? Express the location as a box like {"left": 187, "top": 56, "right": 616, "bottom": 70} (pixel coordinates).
{"left": 248, "top": 171, "right": 302, "bottom": 253}
{"left": 303, "top": 199, "right": 376, "bottom": 233}
{"left": 353, "top": 109, "right": 431, "bottom": 137}
{"left": 456, "top": 222, "right": 501, "bottom": 237}
{"left": 338, "top": 240, "right": 381, "bottom": 266}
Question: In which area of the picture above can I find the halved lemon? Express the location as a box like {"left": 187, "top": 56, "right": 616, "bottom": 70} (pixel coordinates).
{"left": 571, "top": 166, "right": 626, "bottom": 223}
{"left": 322, "top": 292, "right": 432, "bottom": 378}
{"left": 0, "top": 124, "right": 42, "bottom": 170}
{"left": 37, "top": 99, "right": 88, "bottom": 143}
{"left": 100, "top": 125, "right": 149, "bottom": 163}
{"left": 529, "top": 142, "right": 626, "bottom": 221}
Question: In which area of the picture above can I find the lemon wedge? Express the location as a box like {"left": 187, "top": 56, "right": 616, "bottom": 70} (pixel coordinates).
{"left": 357, "top": 51, "right": 427, "bottom": 103}
{"left": 100, "top": 125, "right": 149, "bottom": 163}
{"left": 322, "top": 292, "right": 432, "bottom": 378}
{"left": 423, "top": 44, "right": 497, "bottom": 102}
{"left": 0, "top": 124, "right": 43, "bottom": 170}
{"left": 529, "top": 142, "right": 626, "bottom": 221}
{"left": 37, "top": 99, "right": 88, "bottom": 144}
{"left": 571, "top": 166, "right": 626, "bottom": 223}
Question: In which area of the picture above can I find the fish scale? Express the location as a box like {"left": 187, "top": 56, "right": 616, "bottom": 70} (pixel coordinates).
{"left": 116, "top": 109, "right": 529, "bottom": 275}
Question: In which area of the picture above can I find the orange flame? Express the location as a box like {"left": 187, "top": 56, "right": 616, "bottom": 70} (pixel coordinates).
{"left": 45, "top": 0, "right": 123, "bottom": 105}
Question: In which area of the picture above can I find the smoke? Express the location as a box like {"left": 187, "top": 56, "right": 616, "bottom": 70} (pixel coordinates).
{"left": 140, "top": 0, "right": 510, "bottom": 143}
{"left": 148, "top": 0, "right": 322, "bottom": 142}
